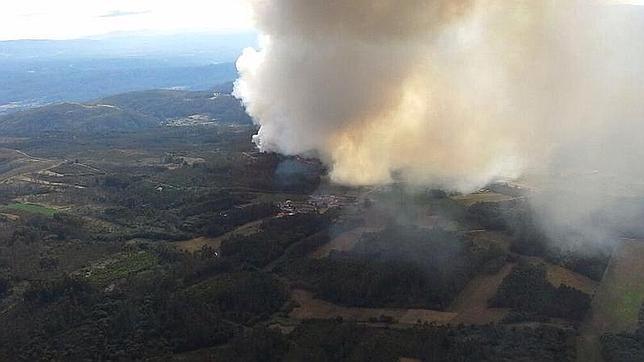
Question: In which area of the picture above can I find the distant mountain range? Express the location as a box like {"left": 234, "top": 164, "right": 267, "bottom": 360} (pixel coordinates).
{"left": 0, "top": 32, "right": 257, "bottom": 113}
{"left": 0, "top": 88, "right": 252, "bottom": 135}
{"left": 0, "top": 32, "right": 257, "bottom": 63}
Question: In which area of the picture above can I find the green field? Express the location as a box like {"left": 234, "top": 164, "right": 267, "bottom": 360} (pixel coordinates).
{"left": 588, "top": 240, "right": 644, "bottom": 333}
{"left": 601, "top": 282, "right": 644, "bottom": 331}
{"left": 2, "top": 202, "right": 57, "bottom": 217}
{"left": 83, "top": 251, "right": 159, "bottom": 287}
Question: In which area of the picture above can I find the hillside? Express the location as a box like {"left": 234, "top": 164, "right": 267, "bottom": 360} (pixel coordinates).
{"left": 96, "top": 89, "right": 252, "bottom": 124}
{"left": 0, "top": 32, "right": 257, "bottom": 112}
{"left": 0, "top": 89, "right": 251, "bottom": 135}
{"left": 0, "top": 103, "right": 157, "bottom": 134}
{"left": 0, "top": 62, "right": 239, "bottom": 113}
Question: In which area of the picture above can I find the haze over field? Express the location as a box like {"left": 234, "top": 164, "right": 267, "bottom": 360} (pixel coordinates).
{"left": 235, "top": 0, "right": 644, "bottom": 244}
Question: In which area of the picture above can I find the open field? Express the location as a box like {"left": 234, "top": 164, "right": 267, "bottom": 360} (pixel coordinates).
{"left": 0, "top": 148, "right": 23, "bottom": 160}
{"left": 0, "top": 159, "right": 61, "bottom": 182}
{"left": 289, "top": 289, "right": 457, "bottom": 326}
{"left": 576, "top": 333, "right": 604, "bottom": 362}
{"left": 173, "top": 218, "right": 265, "bottom": 253}
{"left": 449, "top": 263, "right": 513, "bottom": 324}
{"left": 1, "top": 202, "right": 57, "bottom": 217}
{"left": 0, "top": 213, "right": 19, "bottom": 221}
{"left": 576, "top": 239, "right": 644, "bottom": 362}
{"left": 547, "top": 264, "right": 598, "bottom": 295}
{"left": 520, "top": 255, "right": 600, "bottom": 294}
{"left": 465, "top": 230, "right": 513, "bottom": 251}
{"left": 13, "top": 174, "right": 86, "bottom": 189}
{"left": 588, "top": 239, "right": 644, "bottom": 334}
{"left": 310, "top": 226, "right": 381, "bottom": 258}
{"left": 452, "top": 191, "right": 517, "bottom": 207}
{"left": 174, "top": 236, "right": 225, "bottom": 253}
{"left": 78, "top": 251, "right": 159, "bottom": 287}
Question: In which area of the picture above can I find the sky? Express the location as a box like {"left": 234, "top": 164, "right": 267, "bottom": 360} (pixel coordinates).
{"left": 0, "top": 0, "right": 643, "bottom": 41}
{"left": 0, "top": 0, "right": 254, "bottom": 41}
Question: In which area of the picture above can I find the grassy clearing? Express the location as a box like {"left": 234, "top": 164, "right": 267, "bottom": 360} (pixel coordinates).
{"left": 2, "top": 202, "right": 57, "bottom": 217}
{"left": 449, "top": 263, "right": 514, "bottom": 324}
{"left": 310, "top": 227, "right": 380, "bottom": 259}
{"left": 82, "top": 251, "right": 158, "bottom": 286}
{"left": 173, "top": 219, "right": 263, "bottom": 253}
{"left": 452, "top": 192, "right": 516, "bottom": 207}
{"left": 588, "top": 240, "right": 644, "bottom": 333}
{"left": 465, "top": 230, "right": 513, "bottom": 251}
{"left": 289, "top": 289, "right": 457, "bottom": 326}
{"left": 0, "top": 213, "right": 20, "bottom": 221}
{"left": 174, "top": 236, "right": 224, "bottom": 253}
{"left": 546, "top": 264, "right": 598, "bottom": 295}
{"left": 601, "top": 287, "right": 644, "bottom": 331}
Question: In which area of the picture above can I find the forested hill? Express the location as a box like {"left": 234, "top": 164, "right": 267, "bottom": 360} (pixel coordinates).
{"left": 96, "top": 89, "right": 251, "bottom": 124}
{"left": 0, "top": 88, "right": 252, "bottom": 135}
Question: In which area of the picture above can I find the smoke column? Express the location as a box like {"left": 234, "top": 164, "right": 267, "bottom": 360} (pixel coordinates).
{"left": 234, "top": 1, "right": 644, "bottom": 241}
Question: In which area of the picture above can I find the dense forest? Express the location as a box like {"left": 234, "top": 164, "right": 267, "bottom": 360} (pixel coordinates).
{"left": 490, "top": 262, "right": 591, "bottom": 322}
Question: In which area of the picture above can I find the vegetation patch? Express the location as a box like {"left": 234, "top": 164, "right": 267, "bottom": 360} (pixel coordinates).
{"left": 601, "top": 304, "right": 644, "bottom": 362}
{"left": 187, "top": 272, "right": 288, "bottom": 325}
{"left": 81, "top": 251, "right": 158, "bottom": 286}
{"left": 2, "top": 203, "right": 57, "bottom": 217}
{"left": 286, "top": 225, "right": 507, "bottom": 310}
{"left": 490, "top": 262, "right": 591, "bottom": 322}
{"left": 220, "top": 212, "right": 334, "bottom": 267}
{"left": 453, "top": 191, "right": 517, "bottom": 207}
{"left": 217, "top": 320, "right": 576, "bottom": 362}
{"left": 591, "top": 240, "right": 644, "bottom": 334}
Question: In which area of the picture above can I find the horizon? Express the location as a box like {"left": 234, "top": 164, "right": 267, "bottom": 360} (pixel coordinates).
{"left": 0, "top": 29, "right": 258, "bottom": 43}
{"left": 0, "top": 0, "right": 253, "bottom": 41}
{"left": 3, "top": 1, "right": 644, "bottom": 42}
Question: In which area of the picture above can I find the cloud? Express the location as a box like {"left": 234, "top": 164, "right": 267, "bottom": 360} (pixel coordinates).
{"left": 98, "top": 10, "right": 151, "bottom": 18}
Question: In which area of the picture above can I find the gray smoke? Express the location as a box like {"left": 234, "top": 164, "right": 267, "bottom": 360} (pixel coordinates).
{"left": 234, "top": 0, "right": 644, "bottom": 243}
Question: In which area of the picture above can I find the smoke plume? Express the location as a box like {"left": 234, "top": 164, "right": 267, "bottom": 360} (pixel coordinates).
{"left": 234, "top": 1, "right": 644, "bottom": 241}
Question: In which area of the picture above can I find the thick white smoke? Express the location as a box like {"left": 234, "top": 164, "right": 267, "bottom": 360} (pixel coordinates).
{"left": 234, "top": 1, "right": 644, "bottom": 241}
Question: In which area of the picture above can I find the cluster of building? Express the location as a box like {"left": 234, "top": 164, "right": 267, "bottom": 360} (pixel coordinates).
{"left": 276, "top": 194, "right": 356, "bottom": 217}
